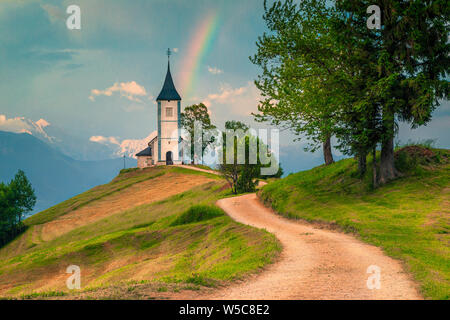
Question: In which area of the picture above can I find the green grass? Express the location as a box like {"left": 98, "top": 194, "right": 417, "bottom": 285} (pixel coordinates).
{"left": 170, "top": 205, "right": 225, "bottom": 226}
{"left": 0, "top": 167, "right": 280, "bottom": 298}
{"left": 259, "top": 147, "right": 450, "bottom": 300}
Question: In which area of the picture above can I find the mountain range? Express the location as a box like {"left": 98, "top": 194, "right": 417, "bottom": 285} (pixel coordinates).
{"left": 0, "top": 131, "right": 136, "bottom": 215}
{"left": 0, "top": 115, "right": 152, "bottom": 161}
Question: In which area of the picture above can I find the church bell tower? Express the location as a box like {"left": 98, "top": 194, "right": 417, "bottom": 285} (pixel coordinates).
{"left": 156, "top": 49, "right": 182, "bottom": 165}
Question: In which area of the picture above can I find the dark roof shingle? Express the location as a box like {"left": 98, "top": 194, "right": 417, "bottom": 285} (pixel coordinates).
{"left": 136, "top": 146, "right": 152, "bottom": 157}
{"left": 156, "top": 63, "right": 181, "bottom": 101}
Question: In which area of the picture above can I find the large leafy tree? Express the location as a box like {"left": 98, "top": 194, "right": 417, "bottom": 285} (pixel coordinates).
{"left": 252, "top": 0, "right": 448, "bottom": 185}
{"left": 0, "top": 170, "right": 36, "bottom": 247}
{"left": 9, "top": 170, "right": 36, "bottom": 223}
{"left": 180, "top": 103, "right": 217, "bottom": 164}
{"left": 334, "top": 0, "right": 449, "bottom": 184}
{"left": 251, "top": 0, "right": 346, "bottom": 166}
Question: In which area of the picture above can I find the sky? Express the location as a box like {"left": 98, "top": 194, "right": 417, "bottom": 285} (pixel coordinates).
{"left": 1, "top": 0, "right": 449, "bottom": 173}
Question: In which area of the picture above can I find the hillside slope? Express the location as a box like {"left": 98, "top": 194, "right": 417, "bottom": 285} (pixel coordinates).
{"left": 0, "top": 167, "right": 279, "bottom": 299}
{"left": 259, "top": 147, "right": 449, "bottom": 300}
{"left": 0, "top": 131, "right": 136, "bottom": 213}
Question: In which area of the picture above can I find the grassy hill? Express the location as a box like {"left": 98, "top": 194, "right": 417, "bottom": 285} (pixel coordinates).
{"left": 259, "top": 146, "right": 450, "bottom": 300}
{"left": 0, "top": 166, "right": 280, "bottom": 299}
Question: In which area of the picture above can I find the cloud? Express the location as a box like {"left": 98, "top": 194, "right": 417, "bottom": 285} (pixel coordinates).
{"left": 89, "top": 81, "right": 148, "bottom": 103}
{"left": 205, "top": 83, "right": 248, "bottom": 104}
{"left": 173, "top": 48, "right": 179, "bottom": 53}
{"left": 199, "top": 82, "right": 263, "bottom": 128}
{"left": 89, "top": 135, "right": 120, "bottom": 145}
{"left": 0, "top": 114, "right": 30, "bottom": 132}
{"left": 207, "top": 66, "right": 223, "bottom": 75}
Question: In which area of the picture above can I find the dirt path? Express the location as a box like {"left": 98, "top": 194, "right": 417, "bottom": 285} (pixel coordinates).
{"left": 175, "top": 165, "right": 219, "bottom": 176}
{"left": 200, "top": 194, "right": 421, "bottom": 300}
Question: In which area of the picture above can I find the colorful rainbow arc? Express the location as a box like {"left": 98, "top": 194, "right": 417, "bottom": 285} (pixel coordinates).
{"left": 177, "top": 11, "right": 220, "bottom": 99}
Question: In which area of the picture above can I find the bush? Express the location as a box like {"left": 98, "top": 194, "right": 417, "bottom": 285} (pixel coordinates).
{"left": 120, "top": 168, "right": 139, "bottom": 174}
{"left": 170, "top": 205, "right": 224, "bottom": 226}
{"left": 395, "top": 150, "right": 418, "bottom": 173}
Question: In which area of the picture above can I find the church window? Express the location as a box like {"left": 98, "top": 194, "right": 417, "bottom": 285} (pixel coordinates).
{"left": 166, "top": 107, "right": 173, "bottom": 117}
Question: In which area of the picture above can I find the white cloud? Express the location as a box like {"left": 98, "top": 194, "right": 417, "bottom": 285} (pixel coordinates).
{"left": 89, "top": 135, "right": 120, "bottom": 145}
{"left": 200, "top": 82, "right": 263, "bottom": 128}
{"left": 173, "top": 48, "right": 179, "bottom": 53}
{"left": 207, "top": 66, "right": 223, "bottom": 75}
{"left": 205, "top": 83, "right": 248, "bottom": 104}
{"left": 0, "top": 114, "right": 31, "bottom": 133}
{"left": 89, "top": 81, "right": 148, "bottom": 103}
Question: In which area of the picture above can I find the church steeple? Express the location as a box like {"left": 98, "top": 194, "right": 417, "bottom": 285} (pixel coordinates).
{"left": 156, "top": 48, "right": 181, "bottom": 101}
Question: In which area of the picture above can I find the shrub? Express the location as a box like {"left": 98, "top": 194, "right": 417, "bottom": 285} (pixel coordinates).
{"left": 170, "top": 205, "right": 224, "bottom": 226}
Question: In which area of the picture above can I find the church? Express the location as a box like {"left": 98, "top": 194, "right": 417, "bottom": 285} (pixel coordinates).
{"left": 136, "top": 51, "right": 184, "bottom": 168}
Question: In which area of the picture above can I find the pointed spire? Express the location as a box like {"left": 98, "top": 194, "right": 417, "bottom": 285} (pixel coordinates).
{"left": 157, "top": 49, "right": 181, "bottom": 101}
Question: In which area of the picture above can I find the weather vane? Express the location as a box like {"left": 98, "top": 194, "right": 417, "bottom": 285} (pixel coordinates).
{"left": 167, "top": 48, "right": 171, "bottom": 60}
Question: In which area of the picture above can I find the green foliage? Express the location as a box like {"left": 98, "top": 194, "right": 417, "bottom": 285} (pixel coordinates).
{"left": 120, "top": 168, "right": 139, "bottom": 174}
{"left": 219, "top": 121, "right": 263, "bottom": 194}
{"left": 180, "top": 103, "right": 217, "bottom": 164}
{"left": 395, "top": 150, "right": 419, "bottom": 173}
{"left": 170, "top": 205, "right": 224, "bottom": 226}
{"left": 0, "top": 170, "right": 35, "bottom": 247}
{"left": 251, "top": 0, "right": 341, "bottom": 163}
{"left": 252, "top": 0, "right": 449, "bottom": 182}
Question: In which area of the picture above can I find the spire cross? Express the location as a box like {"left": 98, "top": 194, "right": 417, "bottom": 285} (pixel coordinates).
{"left": 167, "top": 48, "right": 171, "bottom": 60}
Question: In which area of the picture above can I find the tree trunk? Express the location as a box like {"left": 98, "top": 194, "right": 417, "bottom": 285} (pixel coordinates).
{"left": 358, "top": 151, "right": 367, "bottom": 176}
{"left": 323, "top": 136, "right": 334, "bottom": 165}
{"left": 379, "top": 136, "right": 397, "bottom": 184}
{"left": 372, "top": 146, "right": 378, "bottom": 188}
{"left": 378, "top": 106, "right": 398, "bottom": 185}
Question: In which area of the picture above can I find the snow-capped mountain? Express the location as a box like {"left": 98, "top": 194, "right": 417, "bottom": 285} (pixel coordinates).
{"left": 0, "top": 114, "right": 156, "bottom": 160}
{"left": 117, "top": 131, "right": 157, "bottom": 159}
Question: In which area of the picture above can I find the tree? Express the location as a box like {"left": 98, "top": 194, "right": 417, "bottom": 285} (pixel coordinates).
{"left": 9, "top": 170, "right": 36, "bottom": 223}
{"left": 0, "top": 183, "right": 17, "bottom": 245}
{"left": 251, "top": 0, "right": 343, "bottom": 166}
{"left": 252, "top": 0, "right": 448, "bottom": 185}
{"left": 334, "top": 0, "right": 449, "bottom": 184}
{"left": 0, "top": 170, "right": 36, "bottom": 247}
{"left": 180, "top": 103, "right": 217, "bottom": 164}
{"left": 219, "top": 121, "right": 260, "bottom": 194}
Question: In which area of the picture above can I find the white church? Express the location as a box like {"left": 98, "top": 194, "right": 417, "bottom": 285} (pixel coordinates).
{"left": 136, "top": 51, "right": 184, "bottom": 168}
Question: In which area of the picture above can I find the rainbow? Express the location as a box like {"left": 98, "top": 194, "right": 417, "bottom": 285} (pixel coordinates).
{"left": 178, "top": 11, "right": 220, "bottom": 99}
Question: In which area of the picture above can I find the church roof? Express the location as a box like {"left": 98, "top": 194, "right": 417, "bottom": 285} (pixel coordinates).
{"left": 136, "top": 146, "right": 152, "bottom": 157}
{"left": 156, "top": 62, "right": 181, "bottom": 101}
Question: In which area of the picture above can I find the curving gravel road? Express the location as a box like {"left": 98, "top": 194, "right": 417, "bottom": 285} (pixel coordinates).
{"left": 203, "top": 193, "right": 422, "bottom": 300}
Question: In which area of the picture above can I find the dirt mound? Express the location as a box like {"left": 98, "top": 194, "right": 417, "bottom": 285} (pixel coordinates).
{"left": 395, "top": 146, "right": 435, "bottom": 160}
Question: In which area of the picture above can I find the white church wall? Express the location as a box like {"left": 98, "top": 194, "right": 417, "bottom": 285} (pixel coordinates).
{"left": 158, "top": 100, "right": 180, "bottom": 163}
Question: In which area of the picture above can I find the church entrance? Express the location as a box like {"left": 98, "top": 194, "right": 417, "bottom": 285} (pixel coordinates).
{"left": 166, "top": 151, "right": 173, "bottom": 165}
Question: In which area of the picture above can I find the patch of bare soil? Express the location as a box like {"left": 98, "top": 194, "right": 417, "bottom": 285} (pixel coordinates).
{"left": 39, "top": 172, "right": 213, "bottom": 242}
